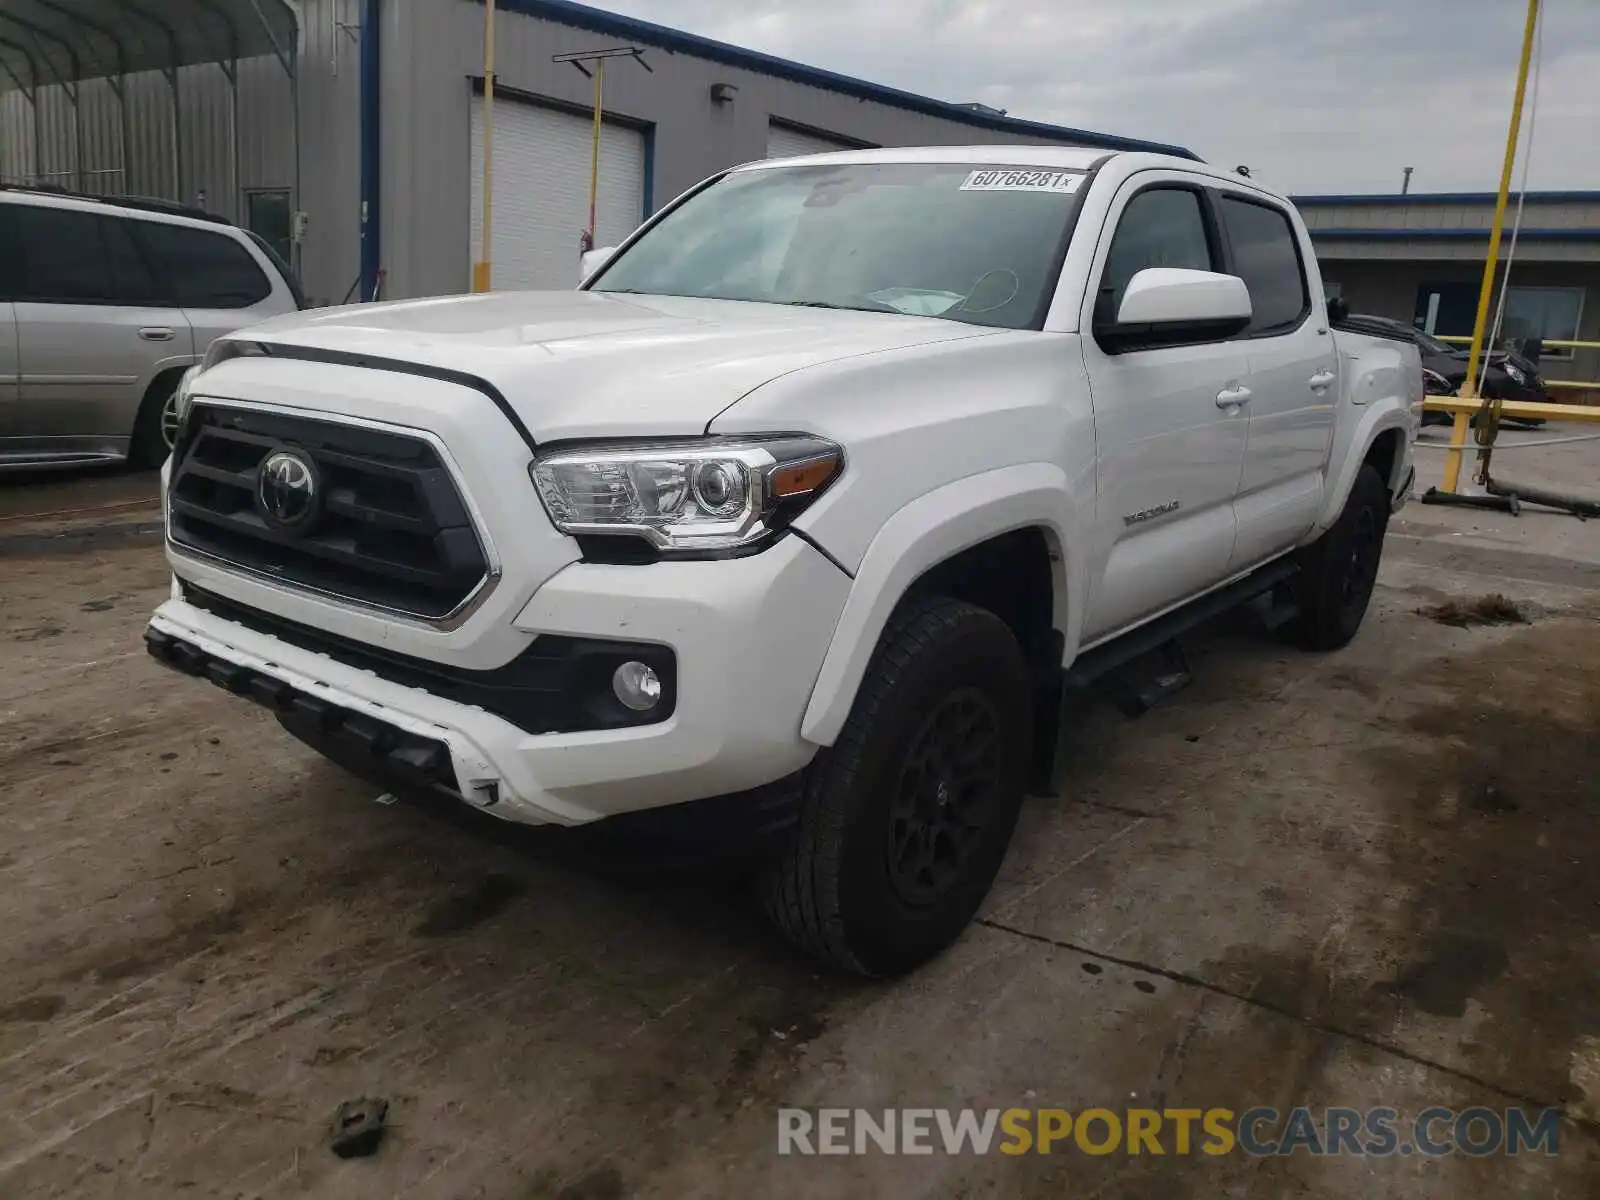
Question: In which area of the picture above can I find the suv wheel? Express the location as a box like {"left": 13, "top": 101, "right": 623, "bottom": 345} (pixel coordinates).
{"left": 130, "top": 374, "right": 182, "bottom": 468}
{"left": 760, "top": 596, "right": 1031, "bottom": 976}
{"left": 1294, "top": 463, "right": 1389, "bottom": 650}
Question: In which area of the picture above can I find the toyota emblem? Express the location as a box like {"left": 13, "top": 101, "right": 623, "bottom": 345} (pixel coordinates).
{"left": 256, "top": 448, "right": 321, "bottom": 530}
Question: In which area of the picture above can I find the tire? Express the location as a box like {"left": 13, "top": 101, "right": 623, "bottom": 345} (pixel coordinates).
{"left": 1294, "top": 463, "right": 1390, "bottom": 651}
{"left": 760, "top": 595, "right": 1031, "bottom": 977}
{"left": 129, "top": 373, "right": 182, "bottom": 469}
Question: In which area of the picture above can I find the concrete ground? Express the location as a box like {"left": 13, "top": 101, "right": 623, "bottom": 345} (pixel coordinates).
{"left": 1, "top": 428, "right": 1597, "bottom": 1198}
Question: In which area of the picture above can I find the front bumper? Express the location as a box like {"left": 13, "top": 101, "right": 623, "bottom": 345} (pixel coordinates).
{"left": 147, "top": 534, "right": 852, "bottom": 826}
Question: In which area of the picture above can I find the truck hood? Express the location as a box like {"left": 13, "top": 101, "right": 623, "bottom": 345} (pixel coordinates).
{"left": 238, "top": 291, "right": 998, "bottom": 442}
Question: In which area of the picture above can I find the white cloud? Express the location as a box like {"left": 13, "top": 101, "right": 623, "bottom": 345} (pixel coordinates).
{"left": 587, "top": 0, "right": 1600, "bottom": 193}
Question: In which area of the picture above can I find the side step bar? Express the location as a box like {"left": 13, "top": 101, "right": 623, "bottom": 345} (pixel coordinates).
{"left": 1063, "top": 558, "right": 1300, "bottom": 692}
{"left": 1029, "top": 558, "right": 1300, "bottom": 795}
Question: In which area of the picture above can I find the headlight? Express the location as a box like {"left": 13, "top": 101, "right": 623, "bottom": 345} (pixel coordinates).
{"left": 1502, "top": 363, "right": 1526, "bottom": 385}
{"left": 200, "top": 337, "right": 272, "bottom": 373}
{"left": 179, "top": 340, "right": 273, "bottom": 432}
{"left": 173, "top": 366, "right": 199, "bottom": 429}
{"left": 530, "top": 436, "right": 843, "bottom": 554}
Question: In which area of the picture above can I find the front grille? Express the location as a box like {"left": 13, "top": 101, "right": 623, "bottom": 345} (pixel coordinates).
{"left": 168, "top": 405, "right": 489, "bottom": 619}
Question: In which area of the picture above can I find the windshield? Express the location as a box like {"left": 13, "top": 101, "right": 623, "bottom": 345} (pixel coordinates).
{"left": 588, "top": 162, "right": 1088, "bottom": 330}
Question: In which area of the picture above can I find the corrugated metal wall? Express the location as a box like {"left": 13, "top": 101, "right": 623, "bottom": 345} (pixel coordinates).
{"left": 3, "top": 0, "right": 1164, "bottom": 306}
{"left": 1297, "top": 197, "right": 1600, "bottom": 263}
{"left": 380, "top": 0, "right": 1114, "bottom": 300}
{"left": 0, "top": 57, "right": 294, "bottom": 219}
{"left": 0, "top": 0, "right": 360, "bottom": 306}
{"left": 1299, "top": 199, "right": 1600, "bottom": 233}
{"left": 295, "top": 0, "right": 365, "bottom": 306}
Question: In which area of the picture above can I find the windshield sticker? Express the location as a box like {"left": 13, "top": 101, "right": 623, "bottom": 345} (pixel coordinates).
{"left": 960, "top": 169, "right": 1084, "bottom": 194}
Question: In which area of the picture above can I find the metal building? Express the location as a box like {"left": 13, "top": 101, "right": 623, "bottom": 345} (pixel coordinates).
{"left": 1297, "top": 191, "right": 1600, "bottom": 391}
{"left": 0, "top": 0, "right": 1191, "bottom": 309}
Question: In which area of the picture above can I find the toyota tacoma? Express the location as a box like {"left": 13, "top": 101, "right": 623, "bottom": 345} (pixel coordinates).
{"left": 145, "top": 147, "right": 1420, "bottom": 976}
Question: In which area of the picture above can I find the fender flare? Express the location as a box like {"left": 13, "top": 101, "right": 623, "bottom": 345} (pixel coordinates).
{"left": 1310, "top": 401, "right": 1415, "bottom": 535}
{"left": 800, "top": 462, "right": 1083, "bottom": 747}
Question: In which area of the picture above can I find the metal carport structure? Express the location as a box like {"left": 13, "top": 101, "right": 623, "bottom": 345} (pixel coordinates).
{"left": 0, "top": 0, "right": 298, "bottom": 209}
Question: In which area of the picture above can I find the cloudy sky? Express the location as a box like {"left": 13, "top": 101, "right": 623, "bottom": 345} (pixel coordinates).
{"left": 589, "top": 0, "right": 1600, "bottom": 195}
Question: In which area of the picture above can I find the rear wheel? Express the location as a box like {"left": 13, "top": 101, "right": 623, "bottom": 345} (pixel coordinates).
{"left": 760, "top": 596, "right": 1031, "bottom": 976}
{"left": 130, "top": 373, "right": 182, "bottom": 468}
{"left": 1294, "top": 463, "right": 1389, "bottom": 650}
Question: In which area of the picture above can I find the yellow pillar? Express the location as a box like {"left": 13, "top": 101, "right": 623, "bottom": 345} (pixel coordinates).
{"left": 472, "top": 0, "right": 496, "bottom": 292}
{"left": 1459, "top": 0, "right": 1539, "bottom": 404}
{"left": 1441, "top": 410, "right": 1472, "bottom": 494}
{"left": 587, "top": 59, "right": 605, "bottom": 248}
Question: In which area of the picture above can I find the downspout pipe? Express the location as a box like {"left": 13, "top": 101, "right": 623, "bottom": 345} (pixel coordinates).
{"left": 359, "top": 0, "right": 381, "bottom": 302}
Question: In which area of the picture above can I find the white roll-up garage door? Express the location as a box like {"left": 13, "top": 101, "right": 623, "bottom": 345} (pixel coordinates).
{"left": 470, "top": 97, "right": 646, "bottom": 290}
{"left": 766, "top": 122, "right": 860, "bottom": 159}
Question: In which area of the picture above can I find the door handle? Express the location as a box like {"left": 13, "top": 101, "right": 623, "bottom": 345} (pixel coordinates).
{"left": 1216, "top": 384, "right": 1252, "bottom": 408}
{"left": 1308, "top": 369, "right": 1336, "bottom": 392}
{"left": 138, "top": 327, "right": 175, "bottom": 342}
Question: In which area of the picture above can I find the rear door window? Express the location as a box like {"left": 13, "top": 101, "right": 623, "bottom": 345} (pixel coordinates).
{"left": 9, "top": 206, "right": 163, "bottom": 305}
{"left": 133, "top": 220, "right": 272, "bottom": 308}
{"left": 0, "top": 205, "right": 19, "bottom": 299}
{"left": 1218, "top": 196, "right": 1309, "bottom": 336}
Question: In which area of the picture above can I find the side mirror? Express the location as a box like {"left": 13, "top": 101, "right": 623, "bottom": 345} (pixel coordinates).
{"left": 1098, "top": 268, "right": 1252, "bottom": 352}
{"left": 1326, "top": 295, "right": 1350, "bottom": 324}
{"left": 579, "top": 246, "right": 618, "bottom": 285}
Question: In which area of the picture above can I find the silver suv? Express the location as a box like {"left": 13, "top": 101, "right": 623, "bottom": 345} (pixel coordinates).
{"left": 0, "top": 188, "right": 303, "bottom": 471}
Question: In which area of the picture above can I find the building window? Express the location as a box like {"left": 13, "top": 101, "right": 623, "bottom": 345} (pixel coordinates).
{"left": 1322, "top": 281, "right": 1342, "bottom": 301}
{"left": 1503, "top": 285, "right": 1583, "bottom": 359}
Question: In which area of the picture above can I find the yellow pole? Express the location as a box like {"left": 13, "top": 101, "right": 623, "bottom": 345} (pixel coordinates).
{"left": 587, "top": 58, "right": 604, "bottom": 249}
{"left": 1443, "top": 0, "right": 1538, "bottom": 492}
{"left": 1441, "top": 410, "right": 1473, "bottom": 494}
{"left": 472, "top": 0, "right": 496, "bottom": 292}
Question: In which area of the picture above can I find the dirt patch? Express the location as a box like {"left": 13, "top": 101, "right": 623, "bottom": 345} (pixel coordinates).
{"left": 0, "top": 993, "right": 66, "bottom": 1023}
{"left": 1381, "top": 935, "right": 1511, "bottom": 1019}
{"left": 1196, "top": 621, "right": 1599, "bottom": 1110}
{"left": 1416, "top": 593, "right": 1530, "bottom": 628}
{"left": 412, "top": 872, "right": 529, "bottom": 936}
{"left": 86, "top": 903, "right": 251, "bottom": 983}
{"left": 1068, "top": 617, "right": 1600, "bottom": 1199}
{"left": 1363, "top": 621, "right": 1600, "bottom": 1109}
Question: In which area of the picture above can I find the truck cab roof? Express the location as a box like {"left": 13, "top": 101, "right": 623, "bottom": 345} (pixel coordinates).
{"left": 742, "top": 145, "right": 1286, "bottom": 201}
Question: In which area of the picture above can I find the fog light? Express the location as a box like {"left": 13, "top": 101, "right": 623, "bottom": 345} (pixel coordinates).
{"left": 612, "top": 661, "right": 662, "bottom": 711}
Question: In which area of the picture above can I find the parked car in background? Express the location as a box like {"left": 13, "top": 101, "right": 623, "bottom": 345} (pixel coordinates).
{"left": 1335, "top": 312, "right": 1548, "bottom": 426}
{"left": 0, "top": 187, "right": 304, "bottom": 472}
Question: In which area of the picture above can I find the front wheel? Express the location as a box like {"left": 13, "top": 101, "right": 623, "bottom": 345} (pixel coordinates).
{"left": 1294, "top": 463, "right": 1390, "bottom": 650}
{"left": 760, "top": 596, "right": 1031, "bottom": 977}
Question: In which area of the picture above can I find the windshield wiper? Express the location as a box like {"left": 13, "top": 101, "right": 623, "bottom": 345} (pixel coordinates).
{"left": 790, "top": 299, "right": 899, "bottom": 314}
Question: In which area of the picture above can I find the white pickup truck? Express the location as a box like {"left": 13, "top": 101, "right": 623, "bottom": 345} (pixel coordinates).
{"left": 145, "top": 147, "right": 1420, "bottom": 976}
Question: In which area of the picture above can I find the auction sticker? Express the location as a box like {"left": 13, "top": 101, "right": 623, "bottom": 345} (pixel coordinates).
{"left": 960, "top": 168, "right": 1084, "bottom": 193}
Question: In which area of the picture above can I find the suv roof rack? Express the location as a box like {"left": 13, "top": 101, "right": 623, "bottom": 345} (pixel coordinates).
{"left": 0, "top": 183, "right": 233, "bottom": 226}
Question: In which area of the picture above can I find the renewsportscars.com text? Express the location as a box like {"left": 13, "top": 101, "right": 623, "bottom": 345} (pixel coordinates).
{"left": 777, "top": 1106, "right": 1561, "bottom": 1157}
